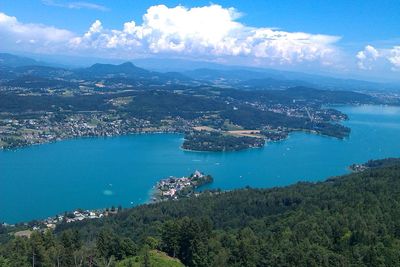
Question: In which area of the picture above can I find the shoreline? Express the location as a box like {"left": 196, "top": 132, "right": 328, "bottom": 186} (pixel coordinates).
{"left": 1, "top": 104, "right": 353, "bottom": 152}
{"left": 180, "top": 144, "right": 266, "bottom": 153}
{"left": 0, "top": 126, "right": 348, "bottom": 153}
{"left": 0, "top": 130, "right": 184, "bottom": 151}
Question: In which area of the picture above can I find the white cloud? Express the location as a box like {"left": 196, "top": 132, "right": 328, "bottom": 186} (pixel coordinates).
{"left": 356, "top": 45, "right": 379, "bottom": 70}
{"left": 387, "top": 46, "right": 400, "bottom": 70}
{"left": 1, "top": 4, "right": 341, "bottom": 67}
{"left": 356, "top": 45, "right": 400, "bottom": 71}
{"left": 0, "top": 12, "right": 74, "bottom": 52}
{"left": 69, "top": 4, "right": 341, "bottom": 66}
{"left": 42, "top": 0, "right": 109, "bottom": 12}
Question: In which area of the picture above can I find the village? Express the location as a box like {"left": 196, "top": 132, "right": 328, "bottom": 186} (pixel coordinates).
{"left": 4, "top": 207, "right": 120, "bottom": 238}
{"left": 152, "top": 170, "right": 213, "bottom": 202}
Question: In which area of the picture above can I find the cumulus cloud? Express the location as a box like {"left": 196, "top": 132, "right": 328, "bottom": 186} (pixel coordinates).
{"left": 357, "top": 45, "right": 400, "bottom": 71}
{"left": 356, "top": 45, "right": 379, "bottom": 70}
{"left": 69, "top": 4, "right": 341, "bottom": 66}
{"left": 387, "top": 46, "right": 400, "bottom": 70}
{"left": 0, "top": 12, "right": 74, "bottom": 52}
{"left": 1, "top": 4, "right": 341, "bottom": 66}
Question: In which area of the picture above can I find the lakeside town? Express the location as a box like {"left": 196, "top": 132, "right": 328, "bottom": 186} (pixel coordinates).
{"left": 3, "top": 207, "right": 121, "bottom": 238}
{"left": 0, "top": 112, "right": 195, "bottom": 150}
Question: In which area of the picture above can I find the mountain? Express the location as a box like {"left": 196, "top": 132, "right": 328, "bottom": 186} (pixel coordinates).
{"left": 0, "top": 53, "right": 40, "bottom": 67}
{"left": 184, "top": 67, "right": 400, "bottom": 91}
{"left": 0, "top": 58, "right": 196, "bottom": 89}
{"left": 77, "top": 62, "right": 153, "bottom": 78}
{"left": 1, "top": 52, "right": 399, "bottom": 91}
{"left": 72, "top": 62, "right": 194, "bottom": 86}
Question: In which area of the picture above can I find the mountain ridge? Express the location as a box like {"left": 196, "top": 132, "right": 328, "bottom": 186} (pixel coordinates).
{"left": 1, "top": 52, "right": 399, "bottom": 91}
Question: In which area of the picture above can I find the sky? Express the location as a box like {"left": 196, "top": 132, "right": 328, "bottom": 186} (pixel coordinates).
{"left": 0, "top": 0, "right": 399, "bottom": 81}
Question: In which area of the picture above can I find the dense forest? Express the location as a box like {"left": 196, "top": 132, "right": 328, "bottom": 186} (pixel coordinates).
{"left": 1, "top": 158, "right": 400, "bottom": 266}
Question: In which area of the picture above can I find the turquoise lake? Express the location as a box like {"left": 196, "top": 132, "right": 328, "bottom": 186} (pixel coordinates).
{"left": 1, "top": 105, "right": 400, "bottom": 223}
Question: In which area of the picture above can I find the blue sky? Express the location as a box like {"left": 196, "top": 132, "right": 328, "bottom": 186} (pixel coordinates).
{"left": 0, "top": 0, "right": 399, "bottom": 80}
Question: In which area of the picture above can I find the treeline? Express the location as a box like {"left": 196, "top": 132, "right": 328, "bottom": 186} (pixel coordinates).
{"left": 0, "top": 228, "right": 143, "bottom": 266}
{"left": 364, "top": 158, "right": 400, "bottom": 168}
{"left": 0, "top": 92, "right": 111, "bottom": 113}
{"left": 182, "top": 131, "right": 265, "bottom": 151}
{"left": 3, "top": 76, "right": 77, "bottom": 89}
{"left": 1, "top": 159, "right": 400, "bottom": 266}
{"left": 122, "top": 91, "right": 226, "bottom": 121}
{"left": 221, "top": 105, "right": 350, "bottom": 139}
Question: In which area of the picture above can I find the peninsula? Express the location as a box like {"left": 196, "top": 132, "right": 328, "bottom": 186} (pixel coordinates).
{"left": 152, "top": 171, "right": 213, "bottom": 202}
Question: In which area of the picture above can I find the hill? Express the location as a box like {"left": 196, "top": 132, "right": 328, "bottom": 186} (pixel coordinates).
{"left": 76, "top": 62, "right": 153, "bottom": 79}
{"left": 184, "top": 67, "right": 400, "bottom": 91}
{"left": 1, "top": 158, "right": 400, "bottom": 266}
{"left": 0, "top": 53, "right": 39, "bottom": 67}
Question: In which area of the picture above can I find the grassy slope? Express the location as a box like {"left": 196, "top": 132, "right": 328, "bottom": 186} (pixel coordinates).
{"left": 116, "top": 250, "right": 184, "bottom": 267}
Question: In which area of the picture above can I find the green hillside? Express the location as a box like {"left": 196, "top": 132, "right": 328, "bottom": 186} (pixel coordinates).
{"left": 116, "top": 250, "right": 184, "bottom": 267}
{"left": 1, "top": 158, "right": 400, "bottom": 266}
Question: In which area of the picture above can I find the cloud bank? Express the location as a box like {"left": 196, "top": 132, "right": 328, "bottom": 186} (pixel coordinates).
{"left": 0, "top": 12, "right": 74, "bottom": 53}
{"left": 0, "top": 4, "right": 342, "bottom": 67}
{"left": 357, "top": 45, "right": 400, "bottom": 71}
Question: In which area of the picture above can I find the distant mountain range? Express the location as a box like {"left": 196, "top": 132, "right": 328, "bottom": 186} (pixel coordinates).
{"left": 0, "top": 52, "right": 399, "bottom": 91}
{"left": 0, "top": 53, "right": 49, "bottom": 68}
{"left": 0, "top": 54, "right": 199, "bottom": 89}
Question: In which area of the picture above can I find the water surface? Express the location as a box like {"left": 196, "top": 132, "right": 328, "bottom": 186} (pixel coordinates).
{"left": 1, "top": 105, "right": 400, "bottom": 223}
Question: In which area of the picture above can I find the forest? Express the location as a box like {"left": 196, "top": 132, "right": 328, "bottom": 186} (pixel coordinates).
{"left": 1, "top": 158, "right": 400, "bottom": 266}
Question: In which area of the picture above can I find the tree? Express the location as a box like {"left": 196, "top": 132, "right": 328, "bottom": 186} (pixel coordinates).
{"left": 235, "top": 228, "right": 258, "bottom": 267}
{"left": 29, "top": 231, "right": 51, "bottom": 267}
{"left": 0, "top": 256, "right": 11, "bottom": 267}
{"left": 60, "top": 230, "right": 78, "bottom": 266}
{"left": 161, "top": 221, "right": 180, "bottom": 258}
{"left": 8, "top": 236, "right": 30, "bottom": 267}
{"left": 97, "top": 228, "right": 136, "bottom": 261}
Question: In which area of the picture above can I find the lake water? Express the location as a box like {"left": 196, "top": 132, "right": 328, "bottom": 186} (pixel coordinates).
{"left": 1, "top": 105, "right": 400, "bottom": 223}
